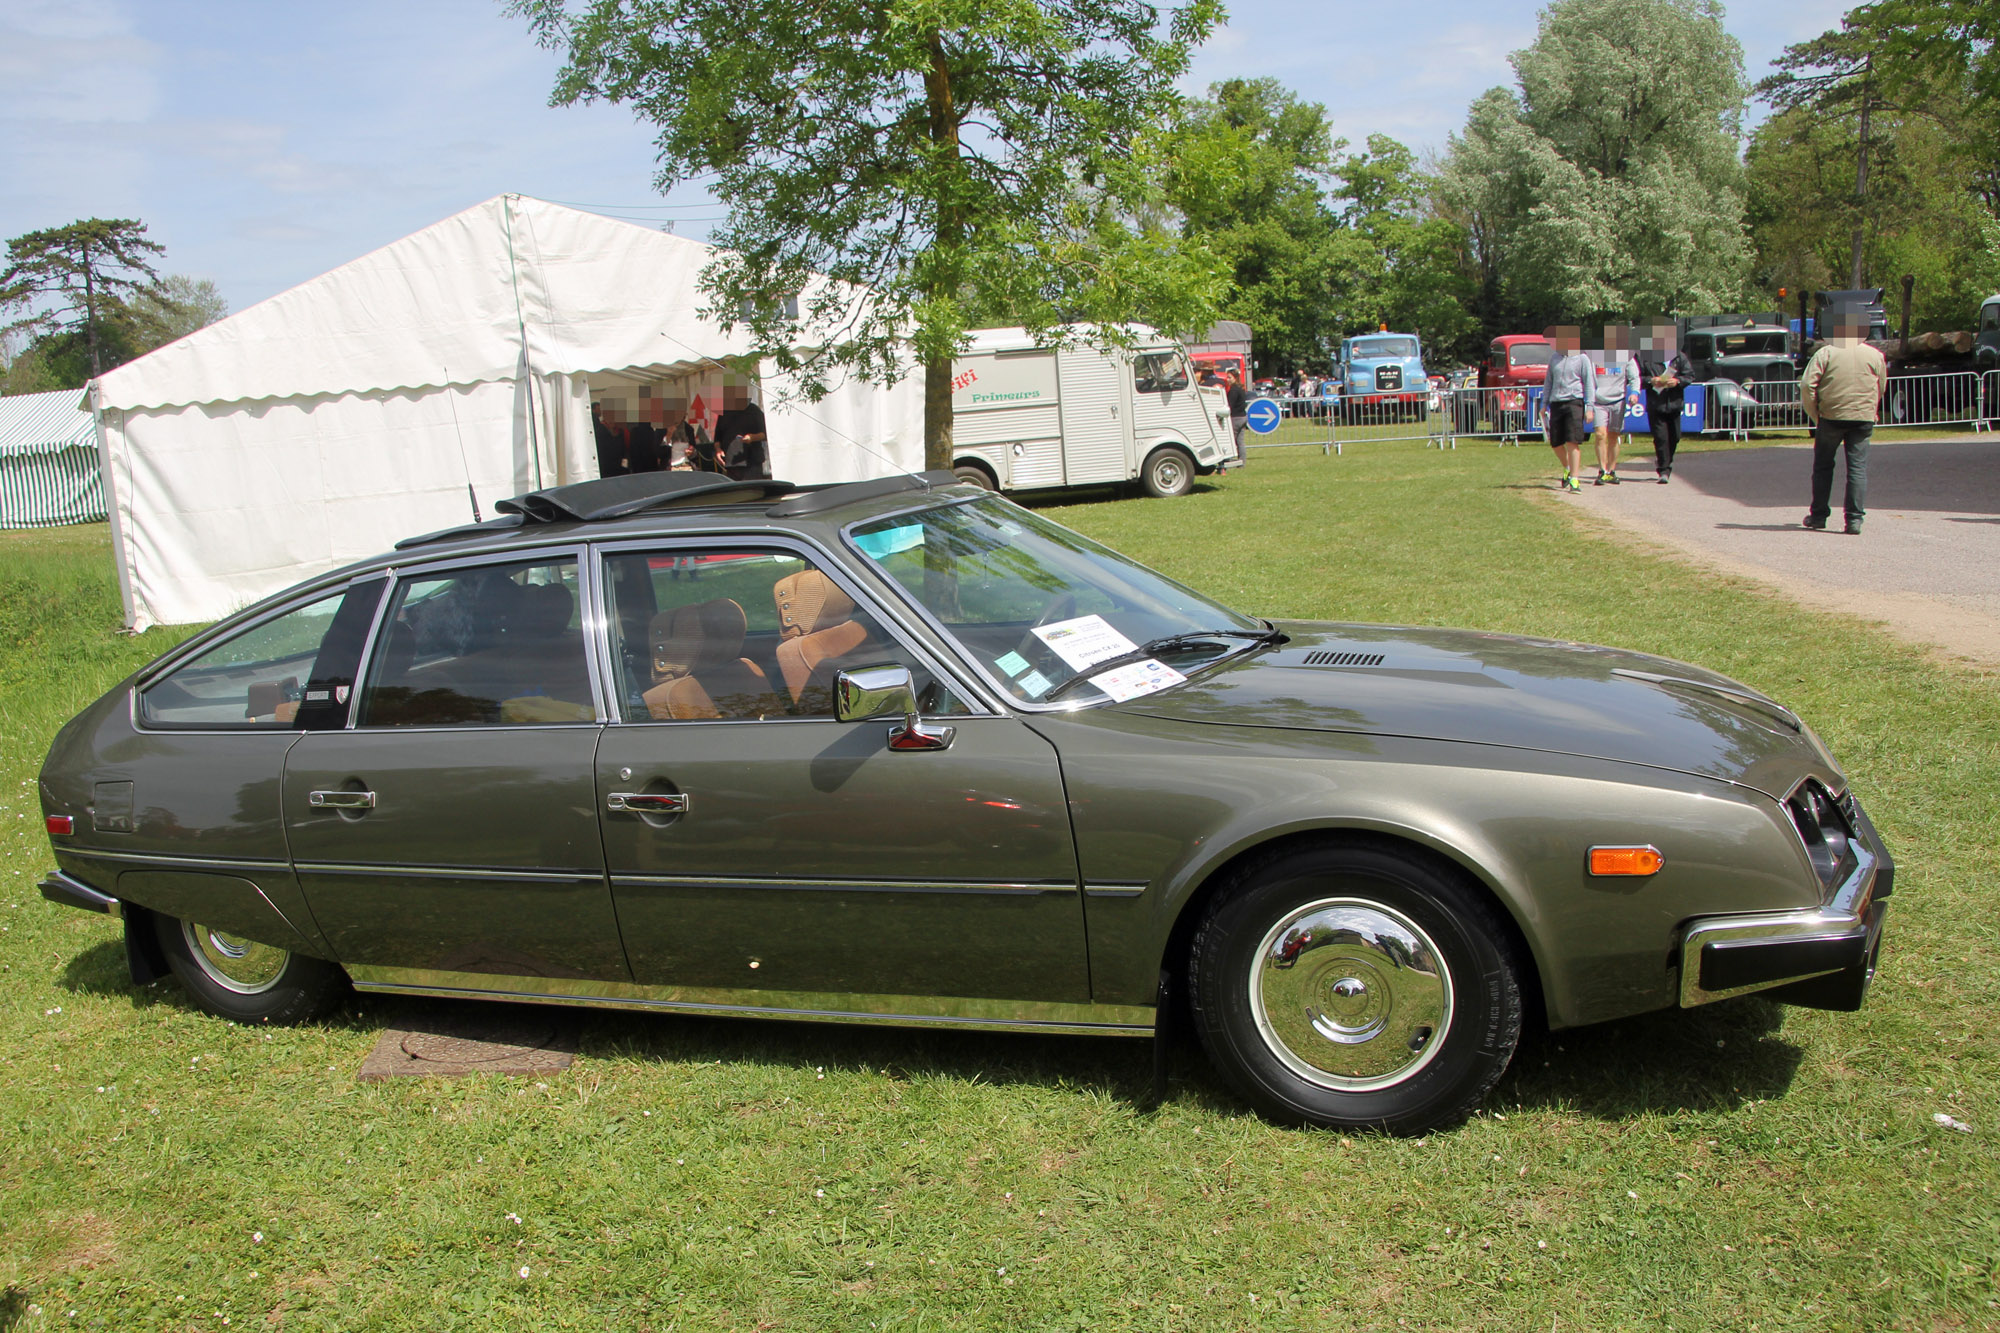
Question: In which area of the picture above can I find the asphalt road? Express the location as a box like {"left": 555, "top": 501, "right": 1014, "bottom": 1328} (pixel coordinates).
{"left": 1575, "top": 434, "right": 2000, "bottom": 669}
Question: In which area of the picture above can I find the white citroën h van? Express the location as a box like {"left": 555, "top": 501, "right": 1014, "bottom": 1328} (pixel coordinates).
{"left": 949, "top": 325, "right": 1234, "bottom": 498}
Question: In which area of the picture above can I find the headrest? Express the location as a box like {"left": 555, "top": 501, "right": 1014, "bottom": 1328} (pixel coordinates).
{"left": 515, "top": 582, "right": 574, "bottom": 639}
{"left": 773, "top": 570, "right": 857, "bottom": 639}
{"left": 650, "top": 599, "right": 749, "bottom": 680}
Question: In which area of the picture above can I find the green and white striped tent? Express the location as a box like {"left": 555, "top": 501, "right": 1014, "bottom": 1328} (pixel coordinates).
{"left": 0, "top": 389, "right": 106, "bottom": 529}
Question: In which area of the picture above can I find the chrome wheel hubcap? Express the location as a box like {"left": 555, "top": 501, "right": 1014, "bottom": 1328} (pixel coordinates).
{"left": 183, "top": 921, "right": 287, "bottom": 994}
{"left": 1250, "top": 898, "right": 1453, "bottom": 1091}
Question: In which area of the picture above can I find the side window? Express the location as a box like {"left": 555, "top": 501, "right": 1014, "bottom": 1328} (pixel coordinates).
{"left": 602, "top": 547, "right": 967, "bottom": 721}
{"left": 139, "top": 580, "right": 383, "bottom": 729}
{"left": 1982, "top": 304, "right": 1999, "bottom": 333}
{"left": 1134, "top": 351, "right": 1188, "bottom": 394}
{"left": 358, "top": 557, "right": 591, "bottom": 727}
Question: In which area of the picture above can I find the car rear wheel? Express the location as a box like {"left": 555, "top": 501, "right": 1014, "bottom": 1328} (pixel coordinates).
{"left": 1189, "top": 843, "right": 1522, "bottom": 1135}
{"left": 156, "top": 913, "right": 349, "bottom": 1025}
{"left": 1140, "top": 446, "right": 1195, "bottom": 498}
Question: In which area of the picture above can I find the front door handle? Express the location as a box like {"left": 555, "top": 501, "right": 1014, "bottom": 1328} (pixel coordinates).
{"left": 308, "top": 790, "right": 375, "bottom": 810}
{"left": 607, "top": 792, "right": 690, "bottom": 815}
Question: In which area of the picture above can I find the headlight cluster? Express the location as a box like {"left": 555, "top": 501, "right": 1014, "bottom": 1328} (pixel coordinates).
{"left": 1786, "top": 779, "right": 1858, "bottom": 893}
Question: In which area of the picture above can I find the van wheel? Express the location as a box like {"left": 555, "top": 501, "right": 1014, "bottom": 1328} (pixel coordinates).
{"left": 1189, "top": 843, "right": 1522, "bottom": 1135}
{"left": 952, "top": 464, "right": 996, "bottom": 491}
{"left": 155, "top": 913, "right": 348, "bottom": 1025}
{"left": 1140, "top": 447, "right": 1195, "bottom": 498}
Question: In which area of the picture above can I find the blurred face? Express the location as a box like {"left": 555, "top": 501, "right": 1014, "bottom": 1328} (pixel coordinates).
{"left": 1544, "top": 325, "right": 1581, "bottom": 354}
{"left": 1650, "top": 323, "right": 1677, "bottom": 353}
{"left": 725, "top": 385, "right": 749, "bottom": 409}
{"left": 1602, "top": 326, "right": 1626, "bottom": 354}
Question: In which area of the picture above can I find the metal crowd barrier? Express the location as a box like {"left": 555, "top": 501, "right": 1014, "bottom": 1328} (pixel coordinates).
{"left": 1434, "top": 385, "right": 1544, "bottom": 448}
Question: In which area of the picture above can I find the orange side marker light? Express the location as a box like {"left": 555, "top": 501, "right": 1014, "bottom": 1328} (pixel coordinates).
{"left": 1589, "top": 845, "right": 1663, "bottom": 876}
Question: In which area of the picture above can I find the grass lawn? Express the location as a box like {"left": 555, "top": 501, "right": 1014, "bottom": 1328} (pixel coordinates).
{"left": 2, "top": 438, "right": 1996, "bottom": 1331}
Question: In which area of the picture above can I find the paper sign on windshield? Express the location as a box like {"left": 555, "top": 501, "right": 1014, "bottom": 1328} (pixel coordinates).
{"left": 1088, "top": 659, "right": 1186, "bottom": 702}
{"left": 1030, "top": 615, "right": 1136, "bottom": 672}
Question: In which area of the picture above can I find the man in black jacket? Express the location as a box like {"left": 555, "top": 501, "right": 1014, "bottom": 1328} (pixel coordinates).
{"left": 1636, "top": 324, "right": 1696, "bottom": 483}
{"left": 713, "top": 384, "right": 770, "bottom": 480}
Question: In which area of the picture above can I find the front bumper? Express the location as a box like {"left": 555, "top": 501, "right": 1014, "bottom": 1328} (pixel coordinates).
{"left": 1678, "top": 800, "right": 1893, "bottom": 1012}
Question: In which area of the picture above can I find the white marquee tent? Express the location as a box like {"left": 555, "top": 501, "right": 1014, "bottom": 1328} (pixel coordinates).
{"left": 89, "top": 194, "right": 923, "bottom": 629}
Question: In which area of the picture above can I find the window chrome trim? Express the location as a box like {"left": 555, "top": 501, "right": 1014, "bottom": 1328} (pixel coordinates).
{"left": 586, "top": 533, "right": 999, "bottom": 722}
{"left": 346, "top": 964, "right": 1154, "bottom": 1037}
{"left": 134, "top": 573, "right": 376, "bottom": 693}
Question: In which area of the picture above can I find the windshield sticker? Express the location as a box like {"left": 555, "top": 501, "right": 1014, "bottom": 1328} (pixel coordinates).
{"left": 1088, "top": 659, "right": 1187, "bottom": 702}
{"left": 1017, "top": 669, "right": 1053, "bottom": 699}
{"left": 853, "top": 523, "right": 925, "bottom": 559}
{"left": 994, "top": 650, "right": 1030, "bottom": 677}
{"left": 1031, "top": 615, "right": 1138, "bottom": 672}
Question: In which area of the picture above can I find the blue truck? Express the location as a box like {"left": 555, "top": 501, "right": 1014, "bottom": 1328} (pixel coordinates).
{"left": 1332, "top": 331, "right": 1433, "bottom": 422}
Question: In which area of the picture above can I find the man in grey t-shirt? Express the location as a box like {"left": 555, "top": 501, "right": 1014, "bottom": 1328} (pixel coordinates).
{"left": 1542, "top": 325, "right": 1594, "bottom": 493}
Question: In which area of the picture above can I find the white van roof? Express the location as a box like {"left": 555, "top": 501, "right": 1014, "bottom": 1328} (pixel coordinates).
{"left": 963, "top": 323, "right": 1168, "bottom": 355}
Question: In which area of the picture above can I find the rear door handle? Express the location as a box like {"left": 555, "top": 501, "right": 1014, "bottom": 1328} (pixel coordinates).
{"left": 307, "top": 790, "right": 375, "bottom": 810}
{"left": 607, "top": 792, "right": 690, "bottom": 814}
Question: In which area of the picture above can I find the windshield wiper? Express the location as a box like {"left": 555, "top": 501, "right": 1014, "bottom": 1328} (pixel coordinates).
{"left": 1042, "top": 624, "right": 1286, "bottom": 702}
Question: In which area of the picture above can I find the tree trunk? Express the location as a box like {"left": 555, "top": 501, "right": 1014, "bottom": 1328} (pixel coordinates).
{"left": 923, "top": 353, "right": 953, "bottom": 472}
{"left": 922, "top": 33, "right": 964, "bottom": 475}
{"left": 1848, "top": 58, "right": 1864, "bottom": 286}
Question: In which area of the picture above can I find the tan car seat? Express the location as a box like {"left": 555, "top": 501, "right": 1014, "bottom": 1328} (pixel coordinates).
{"left": 642, "top": 598, "right": 776, "bottom": 720}
{"left": 772, "top": 570, "right": 875, "bottom": 712}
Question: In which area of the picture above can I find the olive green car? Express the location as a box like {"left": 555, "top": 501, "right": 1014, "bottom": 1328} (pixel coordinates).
{"left": 38, "top": 471, "right": 1891, "bottom": 1135}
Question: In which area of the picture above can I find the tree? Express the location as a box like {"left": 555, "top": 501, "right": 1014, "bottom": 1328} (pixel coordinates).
{"left": 0, "top": 219, "right": 167, "bottom": 378}
{"left": 128, "top": 274, "right": 229, "bottom": 351}
{"left": 1332, "top": 135, "right": 1476, "bottom": 361}
{"left": 1436, "top": 0, "right": 1751, "bottom": 326}
{"left": 512, "top": 0, "right": 1225, "bottom": 469}
{"left": 1157, "top": 78, "right": 1353, "bottom": 373}
{"left": 1757, "top": 0, "right": 1998, "bottom": 294}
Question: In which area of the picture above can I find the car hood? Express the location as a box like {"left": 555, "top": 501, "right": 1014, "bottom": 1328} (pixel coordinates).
{"left": 1118, "top": 622, "right": 1837, "bottom": 799}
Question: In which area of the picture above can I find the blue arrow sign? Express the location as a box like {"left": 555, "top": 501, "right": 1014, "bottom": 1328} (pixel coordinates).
{"left": 1245, "top": 397, "right": 1282, "bottom": 434}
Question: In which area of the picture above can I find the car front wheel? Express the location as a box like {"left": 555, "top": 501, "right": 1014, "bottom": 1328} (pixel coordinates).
{"left": 155, "top": 913, "right": 349, "bottom": 1025}
{"left": 1189, "top": 843, "right": 1522, "bottom": 1135}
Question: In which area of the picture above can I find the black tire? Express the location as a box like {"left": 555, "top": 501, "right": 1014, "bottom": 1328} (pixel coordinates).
{"left": 1140, "top": 446, "right": 1195, "bottom": 498}
{"left": 155, "top": 913, "right": 349, "bottom": 1025}
{"left": 952, "top": 463, "right": 997, "bottom": 491}
{"left": 1188, "top": 842, "right": 1522, "bottom": 1135}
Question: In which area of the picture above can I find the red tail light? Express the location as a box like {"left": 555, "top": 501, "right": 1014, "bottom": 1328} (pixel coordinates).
{"left": 46, "top": 815, "right": 75, "bottom": 836}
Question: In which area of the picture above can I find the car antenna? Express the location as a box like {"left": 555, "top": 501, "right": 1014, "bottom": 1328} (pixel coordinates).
{"left": 441, "top": 365, "right": 482, "bottom": 522}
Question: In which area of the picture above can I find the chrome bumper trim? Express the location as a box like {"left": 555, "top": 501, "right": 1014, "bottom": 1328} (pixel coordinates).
{"left": 39, "top": 870, "right": 121, "bottom": 919}
{"left": 1679, "top": 841, "right": 1881, "bottom": 1007}
{"left": 347, "top": 965, "right": 1155, "bottom": 1037}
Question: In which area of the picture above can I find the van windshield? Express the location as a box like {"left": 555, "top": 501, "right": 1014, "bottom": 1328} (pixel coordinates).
{"left": 1354, "top": 338, "right": 1418, "bottom": 360}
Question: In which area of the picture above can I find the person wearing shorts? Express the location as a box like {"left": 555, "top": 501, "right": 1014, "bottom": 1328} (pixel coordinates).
{"left": 1542, "top": 325, "right": 1593, "bottom": 493}
{"left": 1592, "top": 325, "right": 1642, "bottom": 484}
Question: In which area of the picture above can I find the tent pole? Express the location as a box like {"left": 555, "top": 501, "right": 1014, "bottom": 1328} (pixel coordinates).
{"left": 502, "top": 194, "right": 544, "bottom": 490}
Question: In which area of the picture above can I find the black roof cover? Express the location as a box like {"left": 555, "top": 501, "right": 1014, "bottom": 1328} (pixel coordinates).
{"left": 496, "top": 472, "right": 794, "bottom": 524}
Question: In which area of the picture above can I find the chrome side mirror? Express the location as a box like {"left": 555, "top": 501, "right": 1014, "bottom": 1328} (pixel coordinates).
{"left": 833, "top": 664, "right": 954, "bottom": 752}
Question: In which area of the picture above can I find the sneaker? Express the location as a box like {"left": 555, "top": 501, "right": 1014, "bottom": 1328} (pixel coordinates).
{"left": 1657, "top": 469, "right": 1670, "bottom": 484}
{"left": 1844, "top": 520, "right": 1863, "bottom": 535}
{"left": 1593, "top": 471, "right": 1607, "bottom": 486}
{"left": 1802, "top": 515, "right": 1826, "bottom": 531}
{"left": 1564, "top": 474, "right": 1582, "bottom": 493}
{"left": 1605, "top": 471, "right": 1620, "bottom": 484}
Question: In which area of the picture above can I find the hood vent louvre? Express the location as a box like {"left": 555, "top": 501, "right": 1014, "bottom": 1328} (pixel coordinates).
{"left": 1303, "top": 651, "right": 1386, "bottom": 667}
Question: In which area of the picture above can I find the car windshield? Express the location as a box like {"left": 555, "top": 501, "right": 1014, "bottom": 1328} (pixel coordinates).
{"left": 849, "top": 497, "right": 1267, "bottom": 707}
{"left": 1355, "top": 338, "right": 1418, "bottom": 359}
{"left": 1508, "top": 343, "right": 1554, "bottom": 367}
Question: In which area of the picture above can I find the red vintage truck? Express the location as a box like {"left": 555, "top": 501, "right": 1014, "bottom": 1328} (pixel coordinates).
{"left": 1467, "top": 333, "right": 1554, "bottom": 433}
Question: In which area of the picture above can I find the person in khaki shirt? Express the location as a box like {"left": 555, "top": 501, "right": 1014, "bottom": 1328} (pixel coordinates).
{"left": 1800, "top": 311, "right": 1889, "bottom": 534}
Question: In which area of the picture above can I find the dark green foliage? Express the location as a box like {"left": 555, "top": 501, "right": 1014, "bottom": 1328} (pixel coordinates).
{"left": 0, "top": 219, "right": 167, "bottom": 381}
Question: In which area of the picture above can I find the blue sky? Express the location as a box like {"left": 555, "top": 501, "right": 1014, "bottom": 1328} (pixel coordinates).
{"left": 1, "top": 0, "right": 1852, "bottom": 318}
